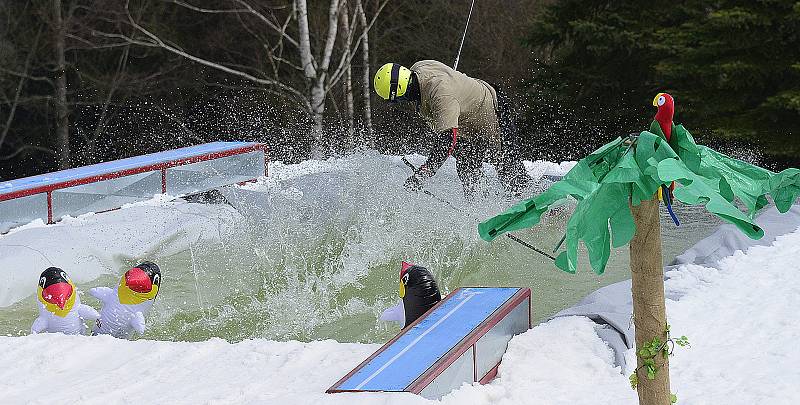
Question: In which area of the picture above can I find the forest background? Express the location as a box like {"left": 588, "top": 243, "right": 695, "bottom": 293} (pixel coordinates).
{"left": 2, "top": 0, "right": 799, "bottom": 180}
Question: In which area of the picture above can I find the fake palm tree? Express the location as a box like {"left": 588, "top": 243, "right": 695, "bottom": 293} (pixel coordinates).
{"left": 479, "top": 93, "right": 800, "bottom": 405}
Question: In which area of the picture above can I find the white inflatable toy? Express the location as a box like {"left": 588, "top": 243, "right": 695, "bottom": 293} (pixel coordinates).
{"left": 91, "top": 261, "right": 161, "bottom": 339}
{"left": 32, "top": 267, "right": 100, "bottom": 335}
{"left": 379, "top": 300, "right": 405, "bottom": 326}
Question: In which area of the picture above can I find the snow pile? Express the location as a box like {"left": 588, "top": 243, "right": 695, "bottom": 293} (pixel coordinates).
{"left": 443, "top": 316, "right": 637, "bottom": 404}
{"left": 2, "top": 226, "right": 798, "bottom": 404}
{"left": 666, "top": 230, "right": 800, "bottom": 404}
{"left": 523, "top": 160, "right": 577, "bottom": 180}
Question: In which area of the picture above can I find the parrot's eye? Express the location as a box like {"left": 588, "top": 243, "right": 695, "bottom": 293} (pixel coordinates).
{"left": 401, "top": 273, "right": 410, "bottom": 285}
{"left": 39, "top": 277, "right": 46, "bottom": 288}
{"left": 657, "top": 96, "right": 666, "bottom": 106}
{"left": 152, "top": 274, "right": 160, "bottom": 286}
{"left": 60, "top": 271, "right": 67, "bottom": 280}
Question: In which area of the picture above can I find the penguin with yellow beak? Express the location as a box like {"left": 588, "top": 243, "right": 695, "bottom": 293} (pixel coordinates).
{"left": 31, "top": 267, "right": 100, "bottom": 335}
{"left": 90, "top": 261, "right": 161, "bottom": 338}
{"left": 380, "top": 261, "right": 441, "bottom": 328}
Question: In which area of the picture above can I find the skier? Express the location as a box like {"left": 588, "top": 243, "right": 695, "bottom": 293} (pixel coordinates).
{"left": 373, "top": 60, "right": 528, "bottom": 198}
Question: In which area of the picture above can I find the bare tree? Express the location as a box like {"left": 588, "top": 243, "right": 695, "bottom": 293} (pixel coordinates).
{"left": 297, "top": 0, "right": 338, "bottom": 143}
{"left": 53, "top": 0, "right": 71, "bottom": 168}
{"left": 356, "top": 0, "right": 372, "bottom": 146}
{"left": 76, "top": 46, "right": 130, "bottom": 162}
{"left": 340, "top": 0, "right": 355, "bottom": 145}
{"left": 0, "top": 29, "right": 43, "bottom": 154}
{"left": 0, "top": 1, "right": 73, "bottom": 165}
{"left": 91, "top": 0, "right": 388, "bottom": 154}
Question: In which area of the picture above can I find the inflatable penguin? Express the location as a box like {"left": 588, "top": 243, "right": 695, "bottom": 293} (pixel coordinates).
{"left": 31, "top": 267, "right": 100, "bottom": 335}
{"left": 90, "top": 261, "right": 161, "bottom": 339}
{"left": 380, "top": 261, "right": 441, "bottom": 328}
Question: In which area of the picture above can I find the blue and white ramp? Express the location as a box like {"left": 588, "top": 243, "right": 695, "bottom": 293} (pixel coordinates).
{"left": 0, "top": 142, "right": 267, "bottom": 232}
{"left": 327, "top": 287, "right": 530, "bottom": 399}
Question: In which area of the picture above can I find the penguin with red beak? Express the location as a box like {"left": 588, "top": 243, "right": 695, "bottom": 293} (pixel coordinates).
{"left": 31, "top": 267, "right": 100, "bottom": 335}
{"left": 380, "top": 261, "right": 442, "bottom": 328}
{"left": 90, "top": 261, "right": 161, "bottom": 338}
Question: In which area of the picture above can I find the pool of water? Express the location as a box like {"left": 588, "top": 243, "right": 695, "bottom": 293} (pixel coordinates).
{"left": 0, "top": 153, "right": 723, "bottom": 343}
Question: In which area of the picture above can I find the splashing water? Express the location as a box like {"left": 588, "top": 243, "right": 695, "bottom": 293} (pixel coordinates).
{"left": 0, "top": 151, "right": 722, "bottom": 343}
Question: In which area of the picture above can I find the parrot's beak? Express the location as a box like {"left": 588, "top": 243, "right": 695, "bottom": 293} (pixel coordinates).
{"left": 653, "top": 93, "right": 665, "bottom": 107}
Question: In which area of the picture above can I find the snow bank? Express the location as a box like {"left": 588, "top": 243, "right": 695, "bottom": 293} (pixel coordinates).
{"left": 0, "top": 335, "right": 388, "bottom": 405}
{"left": 523, "top": 160, "right": 577, "bottom": 180}
{"left": 0, "top": 199, "right": 239, "bottom": 307}
{"left": 666, "top": 229, "right": 800, "bottom": 404}
{"left": 2, "top": 227, "right": 798, "bottom": 404}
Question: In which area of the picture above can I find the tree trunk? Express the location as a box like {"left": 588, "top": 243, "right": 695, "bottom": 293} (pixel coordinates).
{"left": 296, "top": 0, "right": 341, "bottom": 155}
{"left": 340, "top": 1, "right": 355, "bottom": 146}
{"left": 295, "top": 0, "right": 322, "bottom": 148}
{"left": 1, "top": 28, "right": 41, "bottom": 149}
{"left": 53, "top": 0, "right": 70, "bottom": 169}
{"left": 356, "top": 0, "right": 373, "bottom": 147}
{"left": 310, "top": 81, "right": 326, "bottom": 144}
{"left": 630, "top": 198, "right": 671, "bottom": 405}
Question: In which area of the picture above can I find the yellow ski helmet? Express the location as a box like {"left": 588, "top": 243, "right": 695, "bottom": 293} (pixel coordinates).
{"left": 374, "top": 63, "right": 412, "bottom": 101}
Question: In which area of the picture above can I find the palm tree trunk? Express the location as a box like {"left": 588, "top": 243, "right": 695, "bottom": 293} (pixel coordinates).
{"left": 630, "top": 198, "right": 671, "bottom": 405}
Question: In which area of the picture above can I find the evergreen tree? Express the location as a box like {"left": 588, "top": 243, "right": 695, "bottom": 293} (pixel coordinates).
{"left": 524, "top": 0, "right": 672, "bottom": 155}
{"left": 524, "top": 0, "right": 800, "bottom": 164}
{"left": 653, "top": 0, "right": 800, "bottom": 159}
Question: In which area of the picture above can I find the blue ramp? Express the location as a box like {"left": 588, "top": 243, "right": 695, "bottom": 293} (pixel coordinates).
{"left": 328, "top": 287, "right": 530, "bottom": 399}
{"left": 0, "top": 142, "right": 265, "bottom": 198}
{"left": 0, "top": 142, "right": 267, "bottom": 232}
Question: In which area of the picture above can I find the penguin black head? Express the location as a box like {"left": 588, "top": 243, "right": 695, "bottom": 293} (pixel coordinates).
{"left": 399, "top": 261, "right": 441, "bottom": 328}
{"left": 38, "top": 267, "right": 75, "bottom": 316}
{"left": 118, "top": 261, "right": 161, "bottom": 305}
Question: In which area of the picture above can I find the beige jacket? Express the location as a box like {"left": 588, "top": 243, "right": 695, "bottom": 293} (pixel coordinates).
{"left": 411, "top": 60, "right": 499, "bottom": 143}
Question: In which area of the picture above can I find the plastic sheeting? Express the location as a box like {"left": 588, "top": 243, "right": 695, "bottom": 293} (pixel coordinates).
{"left": 553, "top": 204, "right": 800, "bottom": 370}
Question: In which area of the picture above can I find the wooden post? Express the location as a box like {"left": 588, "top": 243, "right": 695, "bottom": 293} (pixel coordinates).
{"left": 630, "top": 198, "right": 671, "bottom": 405}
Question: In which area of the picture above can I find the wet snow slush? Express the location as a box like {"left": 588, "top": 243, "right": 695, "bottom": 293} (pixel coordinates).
{"left": 0, "top": 152, "right": 722, "bottom": 343}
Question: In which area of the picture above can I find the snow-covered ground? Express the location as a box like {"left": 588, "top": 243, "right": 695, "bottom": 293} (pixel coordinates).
{"left": 1, "top": 154, "right": 795, "bottom": 403}
{"left": 2, "top": 225, "right": 798, "bottom": 404}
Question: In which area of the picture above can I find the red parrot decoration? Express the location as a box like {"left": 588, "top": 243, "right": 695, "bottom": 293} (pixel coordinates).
{"left": 651, "top": 92, "right": 675, "bottom": 142}
{"left": 650, "top": 92, "right": 678, "bottom": 212}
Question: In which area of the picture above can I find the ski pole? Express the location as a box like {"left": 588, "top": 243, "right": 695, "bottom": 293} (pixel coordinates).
{"left": 507, "top": 234, "right": 556, "bottom": 261}
{"left": 553, "top": 232, "right": 567, "bottom": 253}
{"left": 400, "top": 156, "right": 418, "bottom": 171}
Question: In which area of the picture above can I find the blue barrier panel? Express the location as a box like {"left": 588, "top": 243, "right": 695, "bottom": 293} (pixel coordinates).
{"left": 328, "top": 287, "right": 530, "bottom": 399}
{"left": 0, "top": 142, "right": 263, "bottom": 199}
{"left": 0, "top": 142, "right": 267, "bottom": 232}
